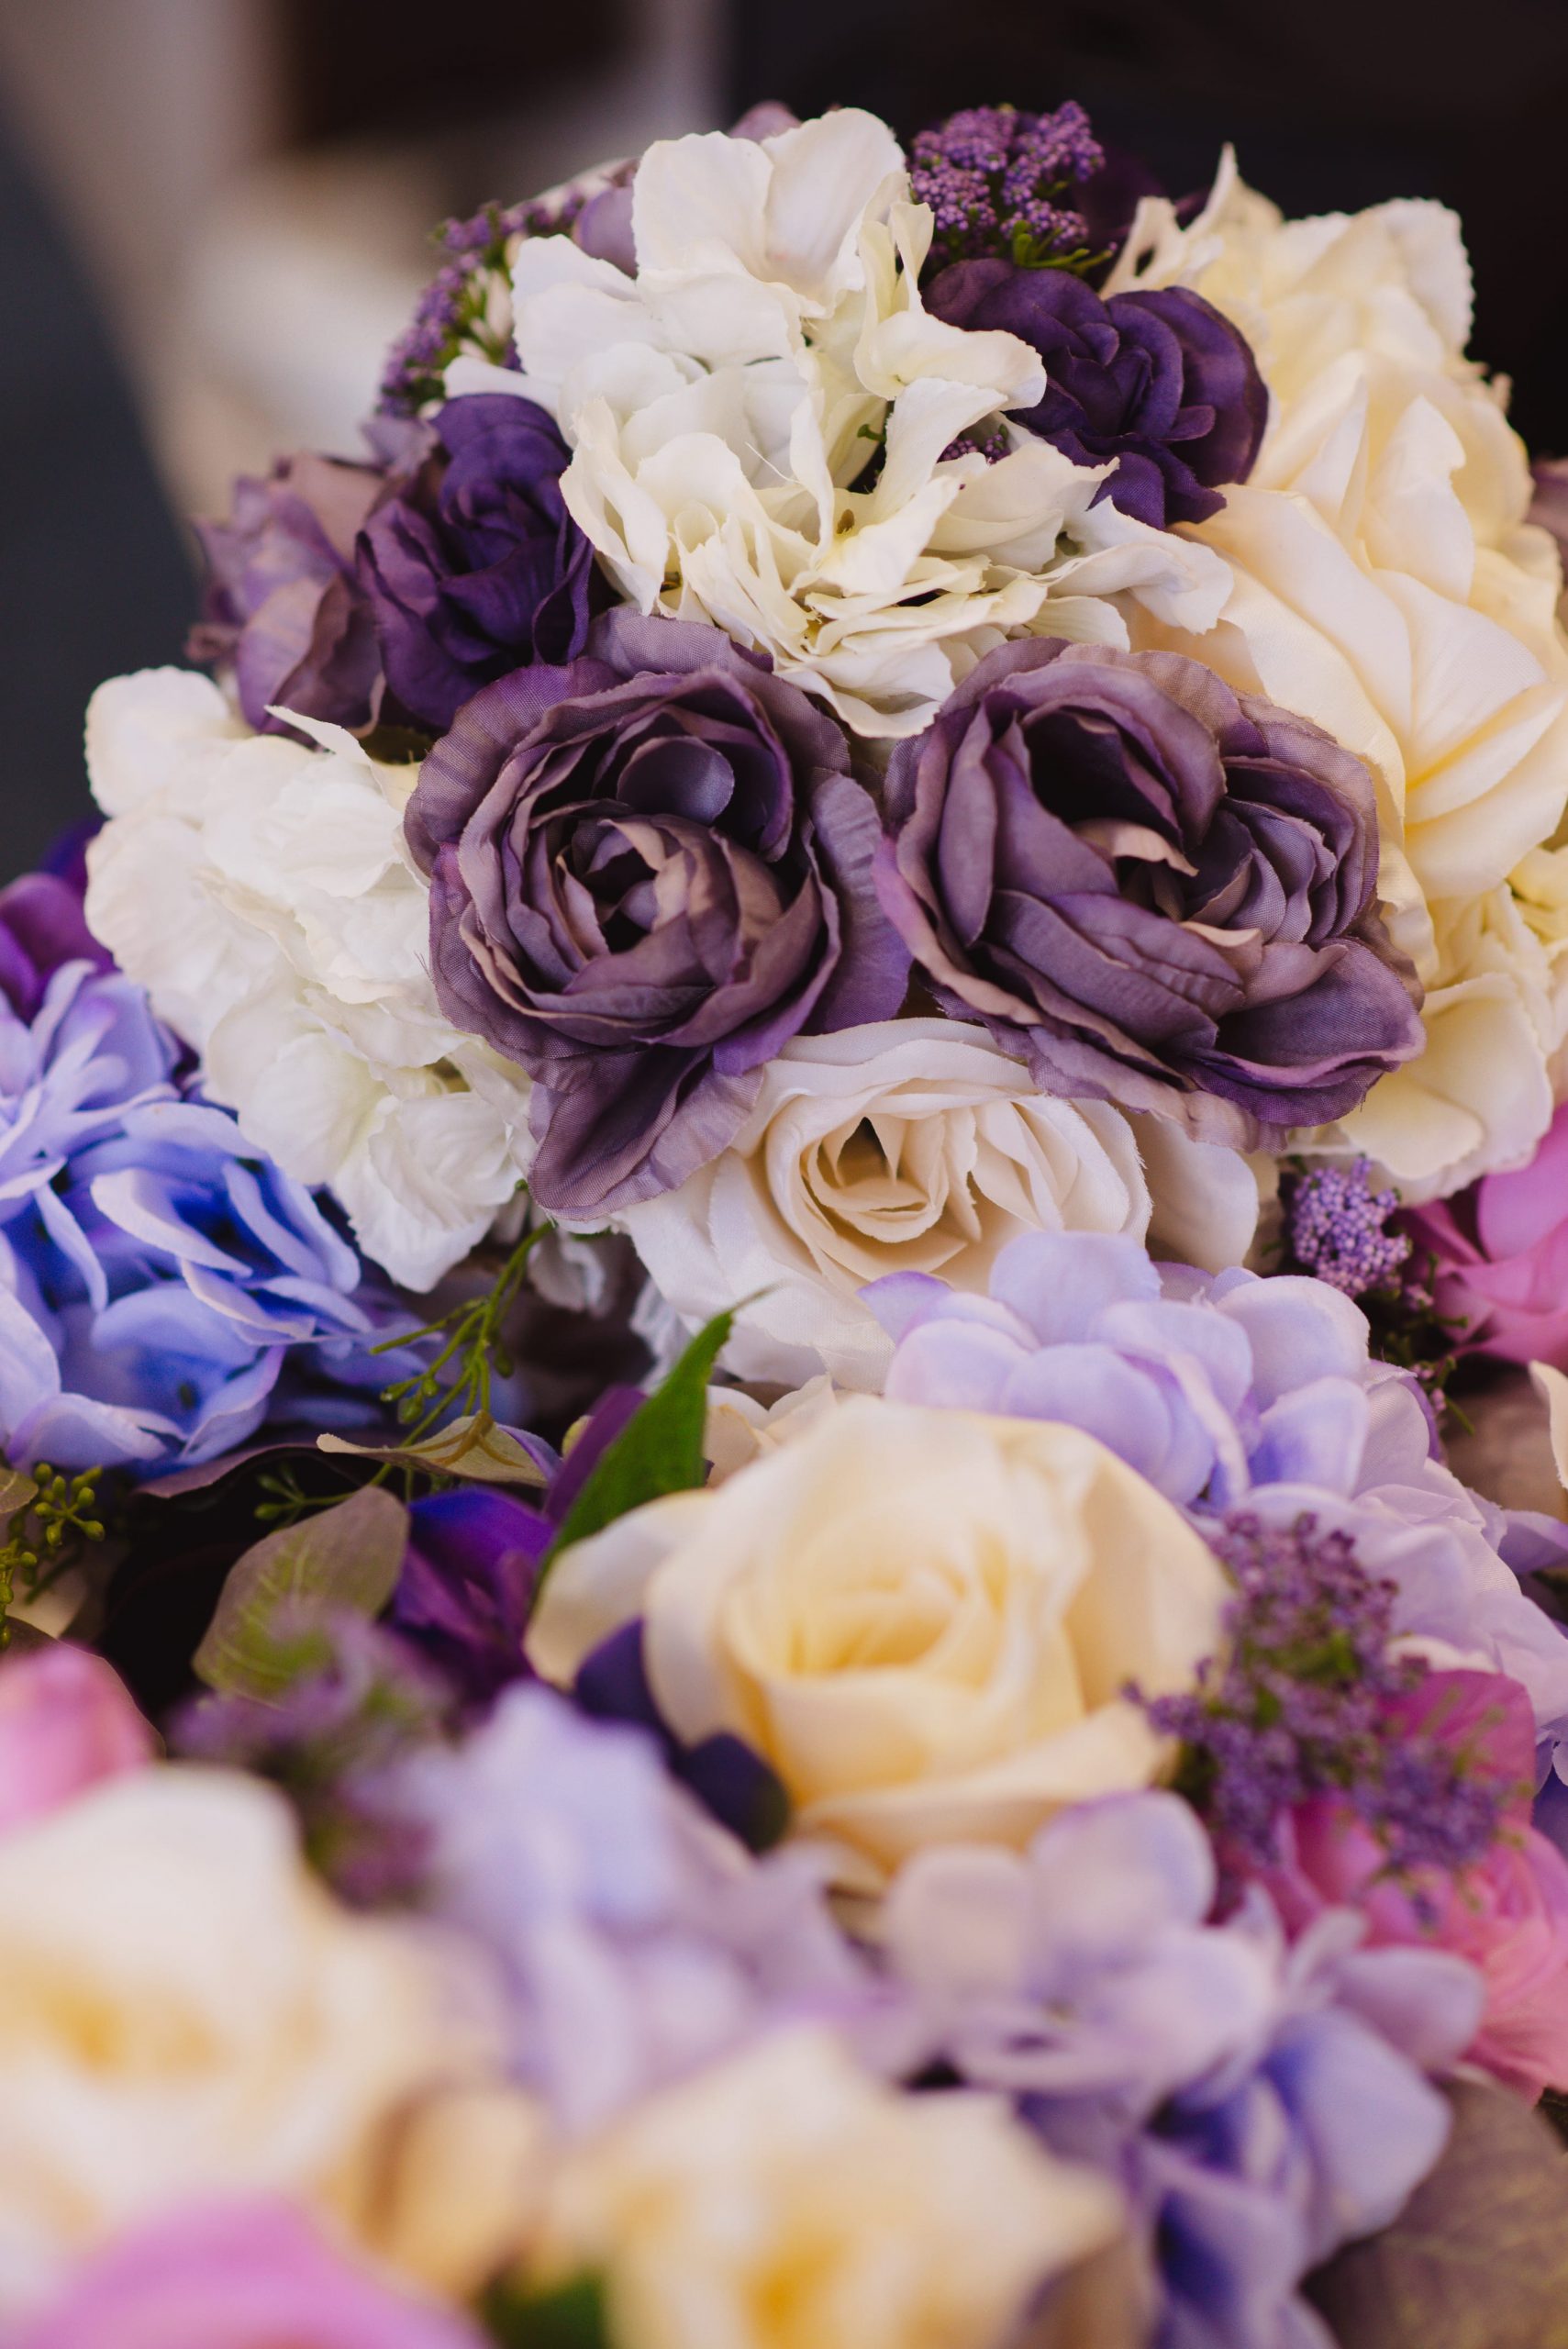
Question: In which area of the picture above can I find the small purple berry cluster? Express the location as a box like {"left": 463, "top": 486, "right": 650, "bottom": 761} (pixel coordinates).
{"left": 172, "top": 1612, "right": 448, "bottom": 1902}
{"left": 378, "top": 192, "right": 582, "bottom": 417}
{"left": 1140, "top": 1512, "right": 1510, "bottom": 1877}
{"left": 910, "top": 100, "right": 1105, "bottom": 273}
{"left": 1284, "top": 1158, "right": 1413, "bottom": 1297}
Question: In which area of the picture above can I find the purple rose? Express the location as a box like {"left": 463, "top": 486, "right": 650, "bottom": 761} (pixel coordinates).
{"left": 188, "top": 449, "right": 393, "bottom": 734}
{"left": 927, "top": 262, "right": 1266, "bottom": 528}
{"left": 406, "top": 609, "right": 909, "bottom": 1217}
{"left": 357, "top": 394, "right": 598, "bottom": 732}
{"left": 876, "top": 638, "right": 1422, "bottom": 1143}
{"left": 13, "top": 2199, "right": 485, "bottom": 2349}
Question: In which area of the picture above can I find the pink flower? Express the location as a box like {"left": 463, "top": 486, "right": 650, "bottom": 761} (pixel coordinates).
{"left": 0, "top": 1644, "right": 153, "bottom": 1832}
{"left": 13, "top": 2201, "right": 487, "bottom": 2349}
{"left": 1404, "top": 1102, "right": 1568, "bottom": 1366}
{"left": 1262, "top": 1670, "right": 1568, "bottom": 2102}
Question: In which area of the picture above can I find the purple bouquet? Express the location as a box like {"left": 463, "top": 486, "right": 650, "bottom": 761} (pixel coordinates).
{"left": 4, "top": 91, "right": 1568, "bottom": 2349}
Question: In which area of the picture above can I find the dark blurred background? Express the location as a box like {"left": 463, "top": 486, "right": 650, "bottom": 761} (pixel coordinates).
{"left": 0, "top": 0, "right": 1562, "bottom": 875}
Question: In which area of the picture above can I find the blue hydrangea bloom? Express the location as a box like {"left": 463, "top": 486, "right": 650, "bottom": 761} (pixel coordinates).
{"left": 0, "top": 959, "right": 398, "bottom": 1473}
{"left": 884, "top": 1794, "right": 1481, "bottom": 2349}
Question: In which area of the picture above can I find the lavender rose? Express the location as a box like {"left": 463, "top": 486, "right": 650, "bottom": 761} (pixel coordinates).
{"left": 927, "top": 262, "right": 1266, "bottom": 528}
{"left": 406, "top": 610, "right": 908, "bottom": 1217}
{"left": 876, "top": 638, "right": 1422, "bottom": 1143}
{"left": 357, "top": 394, "right": 598, "bottom": 731}
{"left": 188, "top": 449, "right": 393, "bottom": 734}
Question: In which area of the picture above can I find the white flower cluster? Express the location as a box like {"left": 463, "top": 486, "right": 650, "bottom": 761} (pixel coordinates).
{"left": 452, "top": 108, "right": 1229, "bottom": 737}
{"left": 83, "top": 671, "right": 532, "bottom": 1290}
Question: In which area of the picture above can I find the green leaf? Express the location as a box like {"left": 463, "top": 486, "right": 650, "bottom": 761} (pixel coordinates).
{"left": 317, "top": 1409, "right": 548, "bottom": 1487}
{"left": 541, "top": 1309, "right": 733, "bottom": 1573}
{"left": 193, "top": 1485, "right": 408, "bottom": 1699}
{"left": 0, "top": 1466, "right": 38, "bottom": 1526}
{"left": 1307, "top": 2078, "right": 1568, "bottom": 2349}
{"left": 484, "top": 2274, "right": 609, "bottom": 2349}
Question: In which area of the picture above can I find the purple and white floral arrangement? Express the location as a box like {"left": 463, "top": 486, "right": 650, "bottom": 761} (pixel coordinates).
{"left": 4, "top": 94, "right": 1568, "bottom": 2349}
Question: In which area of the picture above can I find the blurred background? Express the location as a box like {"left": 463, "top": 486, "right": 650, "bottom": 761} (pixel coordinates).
{"left": 0, "top": 0, "right": 1565, "bottom": 873}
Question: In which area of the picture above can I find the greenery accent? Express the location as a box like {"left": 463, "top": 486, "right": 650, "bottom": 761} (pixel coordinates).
{"left": 193, "top": 1484, "right": 409, "bottom": 1699}
{"left": 539, "top": 1308, "right": 734, "bottom": 1577}
{"left": 376, "top": 1219, "right": 550, "bottom": 1447}
{"left": 0, "top": 1464, "right": 106, "bottom": 1649}
{"left": 484, "top": 2273, "right": 611, "bottom": 2349}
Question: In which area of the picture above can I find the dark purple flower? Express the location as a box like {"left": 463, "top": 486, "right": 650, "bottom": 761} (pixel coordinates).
{"left": 875, "top": 638, "right": 1423, "bottom": 1144}
{"left": 389, "top": 1486, "right": 550, "bottom": 1706}
{"left": 188, "top": 450, "right": 395, "bottom": 734}
{"left": 406, "top": 608, "right": 909, "bottom": 1217}
{"left": 927, "top": 262, "right": 1266, "bottom": 528}
{"left": 0, "top": 863, "right": 110, "bottom": 1019}
{"left": 356, "top": 394, "right": 597, "bottom": 732}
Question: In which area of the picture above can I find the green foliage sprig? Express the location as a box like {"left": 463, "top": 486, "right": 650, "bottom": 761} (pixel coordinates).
{"left": 0, "top": 1464, "right": 107, "bottom": 1649}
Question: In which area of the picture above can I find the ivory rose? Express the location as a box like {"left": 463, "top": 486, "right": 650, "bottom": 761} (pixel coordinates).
{"left": 611, "top": 1018, "right": 1259, "bottom": 1389}
{"left": 0, "top": 1769, "right": 547, "bottom": 2313}
{"left": 527, "top": 1397, "right": 1230, "bottom": 1883}
{"left": 528, "top": 2027, "right": 1121, "bottom": 2349}
{"left": 1117, "top": 171, "right": 1568, "bottom": 1197}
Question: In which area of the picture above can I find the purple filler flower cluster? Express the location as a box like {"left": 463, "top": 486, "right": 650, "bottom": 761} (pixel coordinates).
{"left": 1140, "top": 1512, "right": 1510, "bottom": 1876}
{"left": 911, "top": 101, "right": 1105, "bottom": 272}
{"left": 1284, "top": 1159, "right": 1413, "bottom": 1298}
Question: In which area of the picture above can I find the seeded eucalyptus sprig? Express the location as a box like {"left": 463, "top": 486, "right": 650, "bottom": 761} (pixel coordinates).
{"left": 375, "top": 1217, "right": 552, "bottom": 1446}
{"left": 0, "top": 1464, "right": 108, "bottom": 1649}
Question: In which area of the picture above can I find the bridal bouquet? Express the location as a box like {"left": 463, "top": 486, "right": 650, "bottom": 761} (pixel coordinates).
{"left": 6, "top": 95, "right": 1568, "bottom": 2349}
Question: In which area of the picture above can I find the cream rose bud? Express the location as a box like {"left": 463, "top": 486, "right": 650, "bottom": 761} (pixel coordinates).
{"left": 528, "top": 1397, "right": 1229, "bottom": 1883}
{"left": 611, "top": 1018, "right": 1258, "bottom": 1390}
{"left": 0, "top": 1768, "right": 547, "bottom": 2312}
{"left": 528, "top": 2027, "right": 1121, "bottom": 2349}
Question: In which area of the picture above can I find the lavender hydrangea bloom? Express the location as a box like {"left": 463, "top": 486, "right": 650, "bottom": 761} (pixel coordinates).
{"left": 884, "top": 1794, "right": 1481, "bottom": 2349}
{"left": 188, "top": 448, "right": 395, "bottom": 734}
{"left": 406, "top": 608, "right": 909, "bottom": 1217}
{"left": 384, "top": 1682, "right": 882, "bottom": 2134}
{"left": 870, "top": 1232, "right": 1568, "bottom": 1753}
{"left": 875, "top": 639, "right": 1423, "bottom": 1145}
{"left": 356, "top": 395, "right": 598, "bottom": 732}
{"left": 0, "top": 963, "right": 396, "bottom": 1474}
{"left": 928, "top": 265, "right": 1267, "bottom": 528}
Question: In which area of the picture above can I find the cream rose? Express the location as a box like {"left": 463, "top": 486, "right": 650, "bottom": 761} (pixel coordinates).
{"left": 1118, "top": 172, "right": 1568, "bottom": 1197}
{"left": 611, "top": 1019, "right": 1258, "bottom": 1389}
{"left": 528, "top": 2026, "right": 1120, "bottom": 2349}
{"left": 0, "top": 1768, "right": 547, "bottom": 2312}
{"left": 528, "top": 1397, "right": 1229, "bottom": 1884}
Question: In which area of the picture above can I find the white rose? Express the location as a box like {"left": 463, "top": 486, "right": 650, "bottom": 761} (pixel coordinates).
{"left": 83, "top": 671, "right": 533, "bottom": 1288}
{"left": 613, "top": 1019, "right": 1258, "bottom": 1389}
{"left": 0, "top": 1768, "right": 546, "bottom": 2310}
{"left": 528, "top": 2026, "right": 1120, "bottom": 2349}
{"left": 528, "top": 1396, "right": 1229, "bottom": 1885}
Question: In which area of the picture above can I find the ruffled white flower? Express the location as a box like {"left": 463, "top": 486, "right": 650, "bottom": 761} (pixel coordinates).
{"left": 83, "top": 669, "right": 532, "bottom": 1290}
{"left": 452, "top": 110, "right": 1229, "bottom": 739}
{"left": 611, "top": 1019, "right": 1260, "bottom": 1389}
{"left": 1117, "top": 168, "right": 1568, "bottom": 1195}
